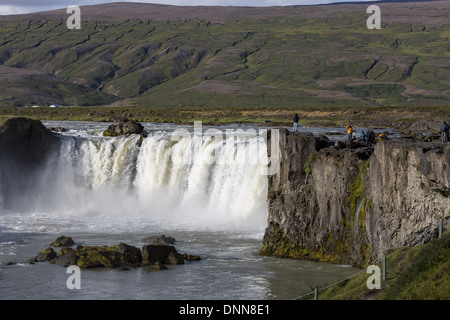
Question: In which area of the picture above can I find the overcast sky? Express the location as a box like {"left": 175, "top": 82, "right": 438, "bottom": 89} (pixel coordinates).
{"left": 0, "top": 0, "right": 377, "bottom": 15}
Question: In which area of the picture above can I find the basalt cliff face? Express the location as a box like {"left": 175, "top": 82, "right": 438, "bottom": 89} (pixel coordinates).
{"left": 261, "top": 129, "right": 450, "bottom": 267}
{"left": 0, "top": 118, "right": 60, "bottom": 210}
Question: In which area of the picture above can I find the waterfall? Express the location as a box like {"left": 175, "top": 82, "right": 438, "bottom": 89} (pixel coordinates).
{"left": 29, "top": 129, "right": 269, "bottom": 232}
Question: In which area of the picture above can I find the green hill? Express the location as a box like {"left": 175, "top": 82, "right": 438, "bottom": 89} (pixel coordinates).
{"left": 0, "top": 1, "right": 449, "bottom": 108}
{"left": 303, "top": 230, "right": 450, "bottom": 300}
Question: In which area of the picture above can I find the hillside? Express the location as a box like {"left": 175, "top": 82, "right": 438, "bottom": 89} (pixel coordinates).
{"left": 0, "top": 1, "right": 449, "bottom": 108}
{"left": 307, "top": 230, "right": 450, "bottom": 300}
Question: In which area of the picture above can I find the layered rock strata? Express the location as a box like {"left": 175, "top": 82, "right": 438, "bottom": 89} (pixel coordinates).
{"left": 261, "top": 129, "right": 450, "bottom": 267}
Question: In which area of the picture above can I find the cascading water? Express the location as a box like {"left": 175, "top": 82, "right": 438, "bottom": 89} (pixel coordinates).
{"left": 13, "top": 127, "right": 270, "bottom": 234}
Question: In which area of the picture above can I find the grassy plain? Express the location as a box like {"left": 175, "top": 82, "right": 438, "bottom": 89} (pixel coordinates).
{"left": 1, "top": 105, "right": 450, "bottom": 129}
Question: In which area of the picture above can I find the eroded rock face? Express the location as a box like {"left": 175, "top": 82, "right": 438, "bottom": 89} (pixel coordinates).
{"left": 261, "top": 129, "right": 450, "bottom": 267}
{"left": 365, "top": 140, "right": 450, "bottom": 261}
{"left": 0, "top": 117, "right": 60, "bottom": 211}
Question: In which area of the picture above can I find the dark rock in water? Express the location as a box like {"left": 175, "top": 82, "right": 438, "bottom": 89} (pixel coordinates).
{"left": 58, "top": 246, "right": 75, "bottom": 256}
{"left": 48, "top": 126, "right": 66, "bottom": 133}
{"left": 182, "top": 254, "right": 201, "bottom": 261}
{"left": 34, "top": 247, "right": 57, "bottom": 262}
{"left": 143, "top": 235, "right": 176, "bottom": 245}
{"left": 43, "top": 242, "right": 143, "bottom": 268}
{"left": 76, "top": 249, "right": 115, "bottom": 268}
{"left": 103, "top": 119, "right": 145, "bottom": 137}
{"left": 142, "top": 244, "right": 178, "bottom": 266}
{"left": 33, "top": 238, "right": 201, "bottom": 270}
{"left": 117, "top": 243, "right": 142, "bottom": 264}
{"left": 164, "top": 252, "right": 185, "bottom": 265}
{"left": 51, "top": 247, "right": 78, "bottom": 267}
{"left": 75, "top": 243, "right": 143, "bottom": 268}
{"left": 151, "top": 261, "right": 168, "bottom": 270}
{"left": 51, "top": 236, "right": 75, "bottom": 247}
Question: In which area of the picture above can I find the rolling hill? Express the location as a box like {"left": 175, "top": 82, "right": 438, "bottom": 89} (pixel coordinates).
{"left": 0, "top": 1, "right": 449, "bottom": 108}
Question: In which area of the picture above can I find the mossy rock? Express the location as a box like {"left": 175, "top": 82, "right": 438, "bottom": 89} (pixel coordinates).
{"left": 34, "top": 240, "right": 200, "bottom": 269}
{"left": 152, "top": 262, "right": 168, "bottom": 271}
{"left": 34, "top": 247, "right": 57, "bottom": 262}
{"left": 143, "top": 235, "right": 176, "bottom": 245}
{"left": 117, "top": 243, "right": 142, "bottom": 265}
{"left": 50, "top": 236, "right": 75, "bottom": 247}
{"left": 80, "top": 251, "right": 116, "bottom": 268}
{"left": 164, "top": 252, "right": 185, "bottom": 265}
{"left": 183, "top": 254, "right": 201, "bottom": 261}
{"left": 40, "top": 243, "right": 143, "bottom": 269}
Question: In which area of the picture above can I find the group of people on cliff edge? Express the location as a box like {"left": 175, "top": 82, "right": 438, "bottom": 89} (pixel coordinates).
{"left": 347, "top": 125, "right": 385, "bottom": 146}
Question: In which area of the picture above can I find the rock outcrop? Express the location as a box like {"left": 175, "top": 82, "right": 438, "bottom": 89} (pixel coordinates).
{"left": 50, "top": 236, "right": 75, "bottom": 247}
{"left": 103, "top": 119, "right": 145, "bottom": 137}
{"left": 261, "top": 129, "right": 450, "bottom": 267}
{"left": 143, "top": 235, "right": 176, "bottom": 245}
{"left": 0, "top": 117, "right": 60, "bottom": 210}
{"left": 31, "top": 236, "right": 200, "bottom": 270}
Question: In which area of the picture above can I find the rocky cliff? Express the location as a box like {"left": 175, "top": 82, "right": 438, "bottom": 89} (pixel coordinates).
{"left": 261, "top": 129, "right": 450, "bottom": 267}
{"left": 0, "top": 117, "right": 60, "bottom": 210}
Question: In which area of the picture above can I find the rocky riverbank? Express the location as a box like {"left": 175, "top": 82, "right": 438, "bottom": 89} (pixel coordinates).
{"left": 260, "top": 129, "right": 450, "bottom": 267}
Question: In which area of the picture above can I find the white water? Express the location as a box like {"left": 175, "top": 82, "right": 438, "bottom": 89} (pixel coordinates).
{"left": 1, "top": 126, "right": 269, "bottom": 235}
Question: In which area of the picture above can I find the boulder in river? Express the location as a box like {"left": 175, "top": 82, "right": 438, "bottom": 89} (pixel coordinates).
{"left": 141, "top": 244, "right": 178, "bottom": 266}
{"left": 143, "top": 234, "right": 176, "bottom": 245}
{"left": 152, "top": 261, "right": 168, "bottom": 270}
{"left": 103, "top": 119, "right": 145, "bottom": 137}
{"left": 33, "top": 247, "right": 57, "bottom": 262}
{"left": 47, "top": 243, "right": 142, "bottom": 268}
{"left": 165, "top": 252, "right": 185, "bottom": 265}
{"left": 50, "top": 236, "right": 75, "bottom": 247}
{"left": 48, "top": 126, "right": 66, "bottom": 133}
{"left": 32, "top": 238, "right": 200, "bottom": 269}
{"left": 182, "top": 253, "right": 202, "bottom": 261}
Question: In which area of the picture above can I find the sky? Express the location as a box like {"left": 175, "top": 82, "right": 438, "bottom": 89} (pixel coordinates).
{"left": 0, "top": 0, "right": 377, "bottom": 15}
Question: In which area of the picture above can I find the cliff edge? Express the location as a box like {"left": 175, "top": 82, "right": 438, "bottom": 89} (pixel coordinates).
{"left": 261, "top": 129, "right": 450, "bottom": 267}
{"left": 0, "top": 117, "right": 60, "bottom": 210}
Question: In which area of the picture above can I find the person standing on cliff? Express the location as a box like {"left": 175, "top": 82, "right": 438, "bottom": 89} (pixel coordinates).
{"left": 440, "top": 121, "right": 449, "bottom": 143}
{"left": 346, "top": 125, "right": 353, "bottom": 141}
{"left": 366, "top": 130, "right": 376, "bottom": 147}
{"left": 293, "top": 114, "right": 299, "bottom": 131}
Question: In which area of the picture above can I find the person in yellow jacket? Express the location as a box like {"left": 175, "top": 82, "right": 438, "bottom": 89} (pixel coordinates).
{"left": 346, "top": 125, "right": 353, "bottom": 141}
